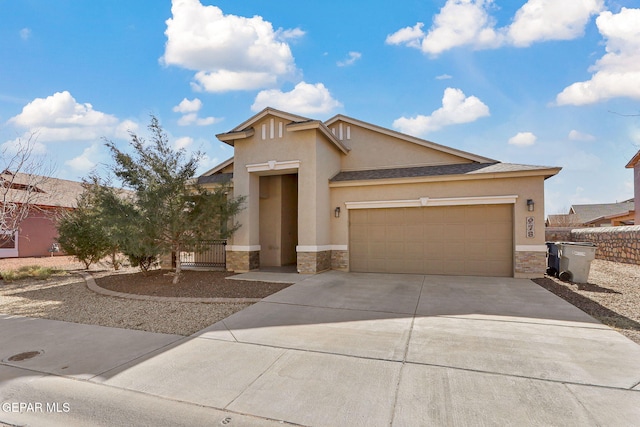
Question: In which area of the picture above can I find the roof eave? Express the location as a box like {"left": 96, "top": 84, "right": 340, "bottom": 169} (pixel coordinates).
{"left": 325, "top": 114, "right": 497, "bottom": 163}
{"left": 230, "top": 107, "right": 311, "bottom": 133}
{"left": 216, "top": 129, "right": 255, "bottom": 146}
{"left": 200, "top": 157, "right": 235, "bottom": 177}
{"left": 286, "top": 120, "right": 350, "bottom": 154}
{"left": 329, "top": 167, "right": 561, "bottom": 188}
{"left": 625, "top": 150, "right": 640, "bottom": 168}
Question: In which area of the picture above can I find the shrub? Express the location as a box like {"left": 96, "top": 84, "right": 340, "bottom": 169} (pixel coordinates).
{"left": 1, "top": 265, "right": 66, "bottom": 281}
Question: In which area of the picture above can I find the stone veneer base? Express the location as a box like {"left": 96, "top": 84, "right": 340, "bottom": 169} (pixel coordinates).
{"left": 297, "top": 250, "right": 331, "bottom": 274}
{"left": 226, "top": 250, "right": 260, "bottom": 272}
{"left": 514, "top": 250, "right": 546, "bottom": 278}
{"left": 331, "top": 250, "right": 349, "bottom": 271}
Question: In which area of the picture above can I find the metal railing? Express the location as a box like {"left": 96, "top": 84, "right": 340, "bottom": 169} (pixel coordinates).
{"left": 179, "top": 239, "right": 227, "bottom": 268}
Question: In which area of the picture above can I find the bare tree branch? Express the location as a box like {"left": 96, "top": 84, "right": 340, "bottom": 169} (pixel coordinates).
{"left": 0, "top": 133, "right": 56, "bottom": 245}
{"left": 608, "top": 110, "right": 640, "bottom": 117}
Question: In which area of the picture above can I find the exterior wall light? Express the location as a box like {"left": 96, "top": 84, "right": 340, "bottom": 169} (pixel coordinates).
{"left": 334, "top": 207, "right": 341, "bottom": 218}
{"left": 527, "top": 199, "right": 535, "bottom": 212}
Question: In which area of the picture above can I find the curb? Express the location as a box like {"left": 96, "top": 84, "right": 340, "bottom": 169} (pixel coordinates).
{"left": 79, "top": 272, "right": 262, "bottom": 304}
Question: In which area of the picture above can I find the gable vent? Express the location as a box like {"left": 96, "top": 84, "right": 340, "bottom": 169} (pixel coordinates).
{"left": 261, "top": 120, "right": 285, "bottom": 140}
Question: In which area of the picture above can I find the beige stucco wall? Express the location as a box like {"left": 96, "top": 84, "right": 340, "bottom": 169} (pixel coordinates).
{"left": 329, "top": 175, "right": 547, "bottom": 250}
{"left": 228, "top": 115, "right": 343, "bottom": 252}
{"left": 328, "top": 120, "right": 473, "bottom": 171}
{"left": 312, "top": 132, "right": 342, "bottom": 247}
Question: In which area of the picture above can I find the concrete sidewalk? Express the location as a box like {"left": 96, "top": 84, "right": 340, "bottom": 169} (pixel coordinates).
{"left": 2, "top": 271, "right": 640, "bottom": 426}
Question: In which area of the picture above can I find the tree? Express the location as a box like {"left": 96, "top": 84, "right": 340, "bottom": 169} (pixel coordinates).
{"left": 56, "top": 183, "right": 113, "bottom": 269}
{"left": 104, "top": 116, "right": 244, "bottom": 283}
{"left": 0, "top": 133, "right": 55, "bottom": 246}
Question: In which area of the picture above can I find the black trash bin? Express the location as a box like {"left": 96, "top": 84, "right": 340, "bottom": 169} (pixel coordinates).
{"left": 546, "top": 242, "right": 560, "bottom": 277}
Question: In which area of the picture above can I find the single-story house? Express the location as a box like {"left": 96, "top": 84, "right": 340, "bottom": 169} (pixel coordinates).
{"left": 546, "top": 200, "right": 635, "bottom": 228}
{"left": 198, "top": 108, "right": 561, "bottom": 278}
{"left": 0, "top": 171, "right": 85, "bottom": 258}
{"left": 626, "top": 149, "right": 640, "bottom": 224}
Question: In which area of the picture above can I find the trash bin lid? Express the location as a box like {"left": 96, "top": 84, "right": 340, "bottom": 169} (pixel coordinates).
{"left": 557, "top": 241, "right": 596, "bottom": 247}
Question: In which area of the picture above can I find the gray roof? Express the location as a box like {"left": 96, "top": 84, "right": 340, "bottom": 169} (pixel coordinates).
{"left": 330, "top": 162, "right": 557, "bottom": 182}
{"left": 0, "top": 171, "right": 86, "bottom": 208}
{"left": 197, "top": 173, "right": 233, "bottom": 185}
{"left": 570, "top": 201, "right": 635, "bottom": 224}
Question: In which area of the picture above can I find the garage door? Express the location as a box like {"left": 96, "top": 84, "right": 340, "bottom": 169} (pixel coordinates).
{"left": 349, "top": 205, "right": 513, "bottom": 277}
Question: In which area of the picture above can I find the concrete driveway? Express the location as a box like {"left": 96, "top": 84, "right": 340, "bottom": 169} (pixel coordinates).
{"left": 2, "top": 271, "right": 640, "bottom": 426}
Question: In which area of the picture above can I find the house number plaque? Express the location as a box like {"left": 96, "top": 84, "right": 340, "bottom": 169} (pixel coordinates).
{"left": 526, "top": 216, "right": 535, "bottom": 238}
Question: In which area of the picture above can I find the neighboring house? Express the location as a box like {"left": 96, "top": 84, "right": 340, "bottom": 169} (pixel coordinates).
{"left": 0, "top": 171, "right": 85, "bottom": 258}
{"left": 566, "top": 200, "right": 635, "bottom": 227}
{"left": 198, "top": 108, "right": 561, "bottom": 278}
{"left": 545, "top": 214, "right": 582, "bottom": 227}
{"left": 626, "top": 149, "right": 640, "bottom": 224}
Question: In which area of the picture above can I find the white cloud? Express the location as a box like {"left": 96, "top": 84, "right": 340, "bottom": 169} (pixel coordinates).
{"left": 393, "top": 87, "right": 490, "bottom": 136}
{"left": 6, "top": 91, "right": 135, "bottom": 142}
{"left": 385, "top": 23, "right": 425, "bottom": 48}
{"left": 173, "top": 98, "right": 202, "bottom": 113}
{"left": 421, "top": 0, "right": 501, "bottom": 55}
{"left": 65, "top": 143, "right": 102, "bottom": 173}
{"left": 115, "top": 120, "right": 139, "bottom": 139}
{"left": 19, "top": 28, "right": 31, "bottom": 41}
{"left": 251, "top": 82, "right": 342, "bottom": 115}
{"left": 337, "top": 52, "right": 362, "bottom": 67}
{"left": 172, "top": 97, "right": 220, "bottom": 126}
{"left": 556, "top": 7, "right": 640, "bottom": 105}
{"left": 162, "top": 0, "right": 301, "bottom": 92}
{"left": 177, "top": 113, "right": 220, "bottom": 126}
{"left": 508, "top": 132, "right": 537, "bottom": 146}
{"left": 386, "top": 0, "right": 501, "bottom": 56}
{"left": 1, "top": 137, "right": 47, "bottom": 156}
{"left": 568, "top": 129, "right": 596, "bottom": 141}
{"left": 191, "top": 70, "right": 279, "bottom": 93}
{"left": 387, "top": 0, "right": 603, "bottom": 56}
{"left": 435, "top": 74, "right": 453, "bottom": 80}
{"left": 174, "top": 136, "right": 194, "bottom": 150}
{"left": 277, "top": 28, "right": 305, "bottom": 40}
{"left": 507, "top": 0, "right": 603, "bottom": 47}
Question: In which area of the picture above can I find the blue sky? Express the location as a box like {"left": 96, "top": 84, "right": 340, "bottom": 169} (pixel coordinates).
{"left": 1, "top": 0, "right": 639, "bottom": 216}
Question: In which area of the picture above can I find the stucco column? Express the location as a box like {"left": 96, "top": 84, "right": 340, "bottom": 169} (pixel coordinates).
{"left": 227, "top": 169, "right": 260, "bottom": 271}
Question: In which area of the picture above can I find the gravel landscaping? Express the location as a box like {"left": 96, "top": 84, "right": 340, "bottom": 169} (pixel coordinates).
{"left": 0, "top": 257, "right": 279, "bottom": 336}
{"left": 533, "top": 259, "right": 640, "bottom": 345}
{"left": 0, "top": 273, "right": 252, "bottom": 336}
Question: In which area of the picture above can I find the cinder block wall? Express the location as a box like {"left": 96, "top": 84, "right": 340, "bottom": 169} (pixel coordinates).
{"left": 545, "top": 226, "right": 640, "bottom": 265}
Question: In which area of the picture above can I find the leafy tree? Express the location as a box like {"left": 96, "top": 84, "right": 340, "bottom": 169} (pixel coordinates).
{"left": 56, "top": 183, "right": 113, "bottom": 269}
{"left": 104, "top": 116, "right": 244, "bottom": 283}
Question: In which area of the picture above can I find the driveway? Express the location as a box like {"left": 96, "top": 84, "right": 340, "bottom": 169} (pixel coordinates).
{"left": 2, "top": 271, "right": 640, "bottom": 426}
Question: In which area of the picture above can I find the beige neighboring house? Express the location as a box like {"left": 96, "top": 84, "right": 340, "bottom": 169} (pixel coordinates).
{"left": 199, "top": 108, "right": 561, "bottom": 278}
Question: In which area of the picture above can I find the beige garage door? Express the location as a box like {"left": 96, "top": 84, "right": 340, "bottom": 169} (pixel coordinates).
{"left": 349, "top": 205, "right": 513, "bottom": 277}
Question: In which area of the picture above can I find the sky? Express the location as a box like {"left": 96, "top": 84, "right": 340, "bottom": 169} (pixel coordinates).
{"left": 1, "top": 0, "right": 640, "bottom": 217}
